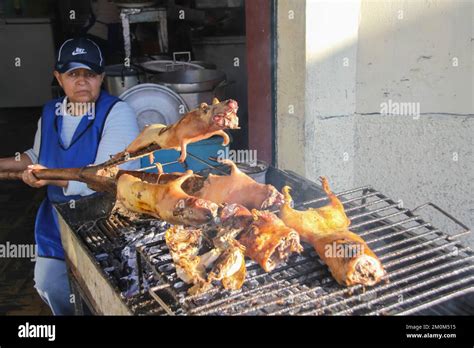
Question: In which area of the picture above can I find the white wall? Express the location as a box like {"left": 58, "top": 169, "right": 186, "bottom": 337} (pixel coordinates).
{"left": 355, "top": 0, "right": 473, "bottom": 244}
{"left": 276, "top": 0, "right": 473, "bottom": 245}
{"left": 304, "top": 0, "right": 360, "bottom": 189}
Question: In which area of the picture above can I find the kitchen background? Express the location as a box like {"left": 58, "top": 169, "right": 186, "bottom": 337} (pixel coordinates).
{"left": 0, "top": 0, "right": 251, "bottom": 315}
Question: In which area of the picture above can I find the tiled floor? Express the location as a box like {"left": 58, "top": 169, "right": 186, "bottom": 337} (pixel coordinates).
{"left": 0, "top": 107, "right": 51, "bottom": 315}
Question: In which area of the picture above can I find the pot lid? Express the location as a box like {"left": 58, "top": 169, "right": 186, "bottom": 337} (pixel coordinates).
{"left": 139, "top": 60, "right": 204, "bottom": 73}
{"left": 119, "top": 83, "right": 189, "bottom": 131}
{"left": 113, "top": 1, "right": 156, "bottom": 8}
{"left": 154, "top": 69, "right": 226, "bottom": 84}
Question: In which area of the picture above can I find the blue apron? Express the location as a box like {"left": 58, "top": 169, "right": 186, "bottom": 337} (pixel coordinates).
{"left": 35, "top": 90, "right": 120, "bottom": 259}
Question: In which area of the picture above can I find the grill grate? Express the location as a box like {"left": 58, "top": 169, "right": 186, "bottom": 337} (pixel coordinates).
{"left": 135, "top": 185, "right": 474, "bottom": 315}
{"left": 54, "top": 167, "right": 474, "bottom": 315}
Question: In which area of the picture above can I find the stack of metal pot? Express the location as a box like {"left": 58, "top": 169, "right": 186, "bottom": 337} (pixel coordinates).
{"left": 104, "top": 64, "right": 146, "bottom": 97}
{"left": 139, "top": 52, "right": 228, "bottom": 109}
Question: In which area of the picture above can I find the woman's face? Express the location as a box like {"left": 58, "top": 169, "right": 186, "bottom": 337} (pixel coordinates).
{"left": 54, "top": 68, "right": 104, "bottom": 103}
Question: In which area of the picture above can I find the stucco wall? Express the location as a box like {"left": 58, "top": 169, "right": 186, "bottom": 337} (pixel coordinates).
{"left": 277, "top": 0, "right": 362, "bottom": 189}
{"left": 355, "top": 0, "right": 473, "bottom": 244}
{"left": 276, "top": 0, "right": 473, "bottom": 245}
{"left": 304, "top": 0, "right": 360, "bottom": 190}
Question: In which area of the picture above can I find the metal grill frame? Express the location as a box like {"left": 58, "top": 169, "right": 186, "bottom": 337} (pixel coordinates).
{"left": 54, "top": 167, "right": 474, "bottom": 316}
{"left": 133, "top": 170, "right": 474, "bottom": 316}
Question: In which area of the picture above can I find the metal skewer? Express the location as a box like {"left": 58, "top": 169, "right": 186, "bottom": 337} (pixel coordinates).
{"left": 137, "top": 160, "right": 181, "bottom": 172}
{"left": 186, "top": 152, "right": 230, "bottom": 176}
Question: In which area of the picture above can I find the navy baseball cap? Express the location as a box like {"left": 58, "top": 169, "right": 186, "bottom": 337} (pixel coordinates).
{"left": 55, "top": 37, "right": 104, "bottom": 74}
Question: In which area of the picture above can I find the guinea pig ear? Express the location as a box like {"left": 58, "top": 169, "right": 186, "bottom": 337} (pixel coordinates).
{"left": 212, "top": 98, "right": 220, "bottom": 105}
{"left": 200, "top": 102, "right": 209, "bottom": 111}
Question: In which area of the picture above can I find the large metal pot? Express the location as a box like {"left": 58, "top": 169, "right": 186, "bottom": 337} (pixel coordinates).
{"left": 139, "top": 60, "right": 204, "bottom": 74}
{"left": 139, "top": 60, "right": 202, "bottom": 88}
{"left": 140, "top": 59, "right": 216, "bottom": 72}
{"left": 171, "top": 51, "right": 216, "bottom": 69}
{"left": 139, "top": 51, "right": 221, "bottom": 92}
{"left": 189, "top": 60, "right": 216, "bottom": 69}
{"left": 134, "top": 55, "right": 172, "bottom": 64}
{"left": 104, "top": 64, "right": 146, "bottom": 96}
{"left": 149, "top": 69, "right": 227, "bottom": 93}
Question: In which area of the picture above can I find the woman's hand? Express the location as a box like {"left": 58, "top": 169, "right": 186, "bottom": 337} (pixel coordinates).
{"left": 22, "top": 164, "right": 68, "bottom": 189}
{"left": 22, "top": 164, "right": 49, "bottom": 188}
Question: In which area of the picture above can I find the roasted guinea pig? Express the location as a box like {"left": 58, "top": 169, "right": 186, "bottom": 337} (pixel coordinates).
{"left": 119, "top": 98, "right": 239, "bottom": 163}
{"left": 206, "top": 240, "right": 246, "bottom": 291}
{"left": 116, "top": 170, "right": 218, "bottom": 226}
{"left": 219, "top": 203, "right": 254, "bottom": 229}
{"left": 195, "top": 160, "right": 284, "bottom": 210}
{"left": 165, "top": 226, "right": 246, "bottom": 294}
{"left": 165, "top": 226, "right": 219, "bottom": 289}
{"left": 213, "top": 204, "right": 254, "bottom": 249}
{"left": 165, "top": 226, "right": 216, "bottom": 295}
{"left": 279, "top": 177, "right": 386, "bottom": 286}
{"left": 238, "top": 210, "right": 303, "bottom": 272}
{"left": 165, "top": 226, "right": 205, "bottom": 284}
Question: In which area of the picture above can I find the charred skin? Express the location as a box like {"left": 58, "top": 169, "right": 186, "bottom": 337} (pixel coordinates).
{"left": 219, "top": 203, "right": 254, "bottom": 229}
{"left": 279, "top": 178, "right": 386, "bottom": 286}
{"left": 213, "top": 204, "right": 254, "bottom": 249}
{"left": 239, "top": 210, "right": 303, "bottom": 272}
{"left": 206, "top": 240, "right": 246, "bottom": 291}
{"left": 121, "top": 98, "right": 239, "bottom": 163}
{"left": 196, "top": 159, "right": 284, "bottom": 210}
{"left": 116, "top": 170, "right": 218, "bottom": 226}
{"left": 173, "top": 197, "right": 219, "bottom": 227}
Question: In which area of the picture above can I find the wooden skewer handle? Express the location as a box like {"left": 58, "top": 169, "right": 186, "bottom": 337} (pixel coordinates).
{"left": 0, "top": 144, "right": 163, "bottom": 182}
{"left": 0, "top": 171, "right": 23, "bottom": 180}
{"left": 34, "top": 168, "right": 83, "bottom": 181}
{"left": 0, "top": 168, "right": 83, "bottom": 182}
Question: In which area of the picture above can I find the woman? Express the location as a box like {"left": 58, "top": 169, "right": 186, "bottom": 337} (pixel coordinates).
{"left": 0, "top": 37, "right": 140, "bottom": 315}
